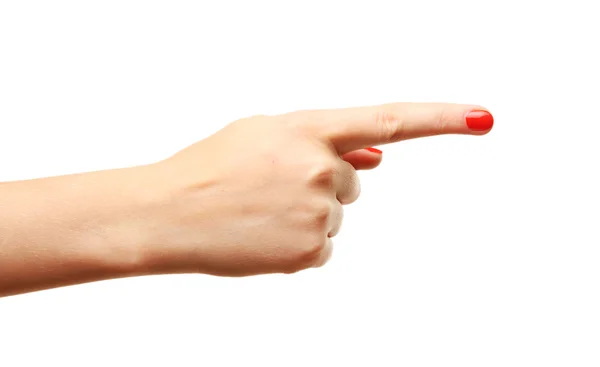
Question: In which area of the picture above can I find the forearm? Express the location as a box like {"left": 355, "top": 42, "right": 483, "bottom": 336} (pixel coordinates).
{"left": 0, "top": 165, "right": 158, "bottom": 297}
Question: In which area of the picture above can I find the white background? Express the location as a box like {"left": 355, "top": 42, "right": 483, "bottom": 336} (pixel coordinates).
{"left": 1, "top": 1, "right": 599, "bottom": 366}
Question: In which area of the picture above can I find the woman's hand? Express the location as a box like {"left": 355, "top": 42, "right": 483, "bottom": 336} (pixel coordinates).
{"left": 0, "top": 102, "right": 492, "bottom": 296}
{"left": 139, "top": 103, "right": 493, "bottom": 276}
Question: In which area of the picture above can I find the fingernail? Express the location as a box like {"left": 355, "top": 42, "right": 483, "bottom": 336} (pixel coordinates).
{"left": 465, "top": 110, "right": 494, "bottom": 131}
{"left": 365, "top": 147, "right": 382, "bottom": 154}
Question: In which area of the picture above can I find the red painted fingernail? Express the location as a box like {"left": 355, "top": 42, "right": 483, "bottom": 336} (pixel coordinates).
{"left": 465, "top": 110, "right": 494, "bottom": 131}
{"left": 365, "top": 147, "right": 382, "bottom": 154}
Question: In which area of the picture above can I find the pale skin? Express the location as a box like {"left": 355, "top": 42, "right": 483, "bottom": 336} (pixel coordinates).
{"left": 0, "top": 102, "right": 493, "bottom": 297}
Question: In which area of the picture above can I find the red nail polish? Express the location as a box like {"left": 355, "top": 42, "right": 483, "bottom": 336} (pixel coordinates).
{"left": 365, "top": 147, "right": 382, "bottom": 154}
{"left": 465, "top": 110, "right": 494, "bottom": 131}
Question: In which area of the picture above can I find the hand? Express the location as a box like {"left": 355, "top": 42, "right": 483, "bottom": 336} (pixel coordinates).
{"left": 138, "top": 103, "right": 493, "bottom": 276}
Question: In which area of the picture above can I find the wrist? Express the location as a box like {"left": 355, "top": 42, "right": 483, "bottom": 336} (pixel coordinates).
{"left": 120, "top": 157, "right": 223, "bottom": 276}
{"left": 78, "top": 164, "right": 168, "bottom": 278}
{"left": 0, "top": 164, "right": 165, "bottom": 295}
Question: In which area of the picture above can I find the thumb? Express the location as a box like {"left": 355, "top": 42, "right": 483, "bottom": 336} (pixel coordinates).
{"left": 341, "top": 147, "right": 383, "bottom": 170}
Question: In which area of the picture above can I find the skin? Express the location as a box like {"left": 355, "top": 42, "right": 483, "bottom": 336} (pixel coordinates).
{"left": 0, "top": 102, "right": 492, "bottom": 297}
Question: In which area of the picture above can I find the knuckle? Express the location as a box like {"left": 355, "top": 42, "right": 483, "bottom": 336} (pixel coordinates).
{"left": 374, "top": 109, "right": 405, "bottom": 143}
{"left": 307, "top": 162, "right": 338, "bottom": 189}
{"left": 281, "top": 236, "right": 328, "bottom": 274}
{"left": 295, "top": 199, "right": 333, "bottom": 232}
{"left": 328, "top": 208, "right": 344, "bottom": 238}
{"left": 435, "top": 108, "right": 451, "bottom": 133}
{"left": 331, "top": 207, "right": 344, "bottom": 233}
{"left": 337, "top": 163, "right": 361, "bottom": 205}
{"left": 309, "top": 201, "right": 332, "bottom": 230}
{"left": 298, "top": 236, "right": 328, "bottom": 264}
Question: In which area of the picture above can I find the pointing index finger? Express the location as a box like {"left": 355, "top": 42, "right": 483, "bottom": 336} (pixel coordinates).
{"left": 302, "top": 102, "right": 493, "bottom": 153}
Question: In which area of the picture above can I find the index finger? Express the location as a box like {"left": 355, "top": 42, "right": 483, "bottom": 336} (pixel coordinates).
{"left": 298, "top": 102, "right": 493, "bottom": 153}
